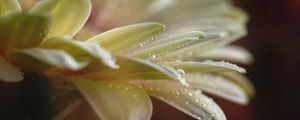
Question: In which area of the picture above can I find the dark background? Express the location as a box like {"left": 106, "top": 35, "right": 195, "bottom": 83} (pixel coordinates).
{"left": 243, "top": 0, "right": 300, "bottom": 120}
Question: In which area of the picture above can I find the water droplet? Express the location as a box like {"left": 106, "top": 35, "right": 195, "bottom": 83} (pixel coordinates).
{"left": 133, "top": 94, "right": 137, "bottom": 98}
{"left": 140, "top": 40, "right": 149, "bottom": 47}
{"left": 204, "top": 60, "right": 213, "bottom": 63}
{"left": 151, "top": 54, "right": 156, "bottom": 58}
{"left": 149, "top": 87, "right": 154, "bottom": 91}
{"left": 188, "top": 92, "right": 193, "bottom": 97}
{"left": 139, "top": 43, "right": 144, "bottom": 47}
{"left": 176, "top": 68, "right": 185, "bottom": 76}
{"left": 185, "top": 101, "right": 190, "bottom": 104}
{"left": 137, "top": 85, "right": 143, "bottom": 89}
{"left": 175, "top": 90, "right": 180, "bottom": 95}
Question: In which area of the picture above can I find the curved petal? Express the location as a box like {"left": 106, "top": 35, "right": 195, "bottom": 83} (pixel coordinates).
{"left": 128, "top": 31, "right": 207, "bottom": 59}
{"left": 159, "top": 61, "right": 245, "bottom": 73}
{"left": 29, "top": 0, "right": 91, "bottom": 38}
{"left": 0, "top": 13, "right": 50, "bottom": 56}
{"left": 41, "top": 37, "right": 119, "bottom": 69}
{"left": 185, "top": 72, "right": 248, "bottom": 105}
{"left": 0, "top": 0, "right": 21, "bottom": 16}
{"left": 8, "top": 48, "right": 89, "bottom": 72}
{"left": 195, "top": 45, "right": 254, "bottom": 64}
{"left": 78, "top": 56, "right": 188, "bottom": 86}
{"left": 0, "top": 56, "right": 23, "bottom": 82}
{"left": 157, "top": 31, "right": 228, "bottom": 61}
{"left": 87, "top": 22, "right": 165, "bottom": 54}
{"left": 218, "top": 72, "right": 255, "bottom": 98}
{"left": 71, "top": 78, "right": 152, "bottom": 120}
{"left": 132, "top": 80, "right": 226, "bottom": 120}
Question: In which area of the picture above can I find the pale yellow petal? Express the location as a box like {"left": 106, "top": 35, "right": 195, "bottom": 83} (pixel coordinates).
{"left": 196, "top": 45, "right": 254, "bottom": 64}
{"left": 29, "top": 0, "right": 91, "bottom": 38}
{"left": 0, "top": 0, "right": 21, "bottom": 16}
{"left": 71, "top": 78, "right": 152, "bottom": 120}
{"left": 8, "top": 48, "right": 89, "bottom": 72}
{"left": 78, "top": 56, "right": 188, "bottom": 86}
{"left": 87, "top": 22, "right": 165, "bottom": 54}
{"left": 159, "top": 61, "right": 246, "bottom": 73}
{"left": 158, "top": 31, "right": 228, "bottom": 61}
{"left": 185, "top": 72, "right": 248, "bottom": 105}
{"left": 0, "top": 13, "right": 50, "bottom": 56}
{"left": 41, "top": 37, "right": 118, "bottom": 69}
{"left": 218, "top": 72, "right": 255, "bottom": 98}
{"left": 132, "top": 80, "right": 226, "bottom": 120}
{"left": 128, "top": 31, "right": 207, "bottom": 59}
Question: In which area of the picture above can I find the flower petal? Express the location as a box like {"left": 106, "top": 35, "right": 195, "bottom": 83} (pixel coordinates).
{"left": 158, "top": 30, "right": 229, "bottom": 61}
{"left": 195, "top": 45, "right": 254, "bottom": 64}
{"left": 132, "top": 80, "right": 226, "bottom": 120}
{"left": 0, "top": 13, "right": 50, "bottom": 55}
{"left": 41, "top": 37, "right": 119, "bottom": 69}
{"left": 185, "top": 72, "right": 248, "bottom": 105}
{"left": 78, "top": 56, "right": 188, "bottom": 86}
{"left": 159, "top": 60, "right": 246, "bottom": 73}
{"left": 87, "top": 22, "right": 165, "bottom": 54}
{"left": 8, "top": 48, "right": 89, "bottom": 72}
{"left": 218, "top": 72, "right": 255, "bottom": 98}
{"left": 29, "top": 0, "right": 91, "bottom": 38}
{"left": 0, "top": 0, "right": 21, "bottom": 16}
{"left": 0, "top": 55, "right": 23, "bottom": 82}
{"left": 71, "top": 78, "right": 152, "bottom": 120}
{"left": 128, "top": 31, "right": 207, "bottom": 59}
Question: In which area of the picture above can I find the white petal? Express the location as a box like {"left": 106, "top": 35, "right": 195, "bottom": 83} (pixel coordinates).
{"left": 132, "top": 80, "right": 226, "bottom": 120}
{"left": 0, "top": 0, "right": 21, "bottom": 16}
{"left": 185, "top": 72, "right": 248, "bottom": 105}
{"left": 71, "top": 78, "right": 152, "bottom": 120}
{"left": 42, "top": 38, "right": 119, "bottom": 69}
{"left": 87, "top": 22, "right": 165, "bottom": 54}
{"left": 10, "top": 48, "right": 89, "bottom": 71}
{"left": 128, "top": 31, "right": 207, "bottom": 59}
{"left": 196, "top": 45, "right": 254, "bottom": 64}
{"left": 160, "top": 60, "right": 246, "bottom": 73}
{"left": 29, "top": 0, "right": 91, "bottom": 38}
{"left": 218, "top": 72, "right": 255, "bottom": 98}
{"left": 79, "top": 56, "right": 188, "bottom": 86}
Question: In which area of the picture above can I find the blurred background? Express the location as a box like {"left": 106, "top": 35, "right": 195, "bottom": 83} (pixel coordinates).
{"left": 239, "top": 0, "right": 300, "bottom": 120}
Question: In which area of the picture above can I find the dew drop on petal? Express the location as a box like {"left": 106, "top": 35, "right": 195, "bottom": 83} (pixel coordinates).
{"left": 176, "top": 68, "right": 185, "bottom": 76}
{"left": 188, "top": 92, "right": 193, "bottom": 97}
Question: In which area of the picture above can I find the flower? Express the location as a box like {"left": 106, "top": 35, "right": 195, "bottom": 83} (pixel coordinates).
{"left": 0, "top": 0, "right": 255, "bottom": 120}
